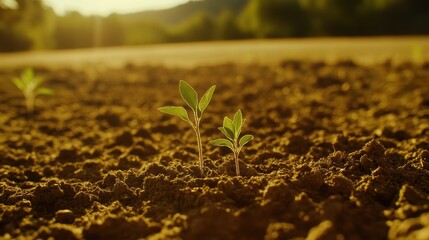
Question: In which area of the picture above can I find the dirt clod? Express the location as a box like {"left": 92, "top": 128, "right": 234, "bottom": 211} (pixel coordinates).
{"left": 55, "top": 209, "right": 76, "bottom": 224}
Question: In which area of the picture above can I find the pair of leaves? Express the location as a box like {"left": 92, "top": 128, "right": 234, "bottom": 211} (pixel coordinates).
{"left": 12, "top": 68, "right": 53, "bottom": 96}
{"left": 19, "top": 68, "right": 36, "bottom": 86}
{"left": 179, "top": 80, "right": 216, "bottom": 115}
{"left": 210, "top": 134, "right": 253, "bottom": 151}
{"left": 211, "top": 110, "right": 253, "bottom": 151}
{"left": 219, "top": 110, "right": 244, "bottom": 140}
{"left": 158, "top": 80, "right": 215, "bottom": 123}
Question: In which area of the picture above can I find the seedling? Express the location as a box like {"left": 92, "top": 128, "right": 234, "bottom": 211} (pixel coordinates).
{"left": 12, "top": 68, "right": 53, "bottom": 113}
{"left": 210, "top": 110, "right": 253, "bottom": 176}
{"left": 158, "top": 80, "right": 215, "bottom": 176}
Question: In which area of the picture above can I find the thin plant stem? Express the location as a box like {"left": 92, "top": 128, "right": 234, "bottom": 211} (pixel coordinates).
{"left": 193, "top": 112, "right": 204, "bottom": 176}
{"left": 195, "top": 122, "right": 204, "bottom": 176}
{"left": 25, "top": 93, "right": 34, "bottom": 113}
{"left": 234, "top": 151, "right": 240, "bottom": 176}
{"left": 233, "top": 142, "right": 241, "bottom": 176}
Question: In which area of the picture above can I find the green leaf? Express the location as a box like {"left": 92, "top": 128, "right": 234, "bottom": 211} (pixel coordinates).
{"left": 33, "top": 76, "right": 44, "bottom": 88}
{"left": 35, "top": 87, "right": 54, "bottom": 96}
{"left": 22, "top": 68, "right": 34, "bottom": 83}
{"left": 158, "top": 106, "right": 190, "bottom": 122}
{"left": 179, "top": 80, "right": 198, "bottom": 111}
{"left": 12, "top": 77, "right": 25, "bottom": 90}
{"left": 198, "top": 85, "right": 215, "bottom": 113}
{"left": 223, "top": 116, "right": 235, "bottom": 136}
{"left": 239, "top": 135, "right": 254, "bottom": 147}
{"left": 210, "top": 138, "right": 234, "bottom": 151}
{"left": 219, "top": 127, "right": 234, "bottom": 140}
{"left": 233, "top": 110, "right": 243, "bottom": 138}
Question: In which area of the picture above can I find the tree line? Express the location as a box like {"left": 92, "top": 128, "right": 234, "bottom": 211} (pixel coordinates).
{"left": 1, "top": 0, "right": 428, "bottom": 52}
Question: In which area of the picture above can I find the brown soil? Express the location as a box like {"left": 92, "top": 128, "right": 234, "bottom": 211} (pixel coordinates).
{"left": 1, "top": 60, "right": 429, "bottom": 239}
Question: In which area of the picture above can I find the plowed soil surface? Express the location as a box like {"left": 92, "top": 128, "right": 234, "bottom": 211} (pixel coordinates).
{"left": 1, "top": 59, "right": 429, "bottom": 239}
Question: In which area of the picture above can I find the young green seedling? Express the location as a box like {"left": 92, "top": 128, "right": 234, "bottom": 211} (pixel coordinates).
{"left": 158, "top": 80, "right": 215, "bottom": 176}
{"left": 12, "top": 68, "right": 53, "bottom": 113}
{"left": 210, "top": 110, "right": 253, "bottom": 176}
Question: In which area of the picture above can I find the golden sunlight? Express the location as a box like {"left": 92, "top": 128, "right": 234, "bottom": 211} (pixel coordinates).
{"left": 43, "top": 0, "right": 189, "bottom": 16}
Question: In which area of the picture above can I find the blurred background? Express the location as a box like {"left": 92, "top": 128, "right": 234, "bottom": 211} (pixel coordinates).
{"left": 0, "top": 0, "right": 428, "bottom": 52}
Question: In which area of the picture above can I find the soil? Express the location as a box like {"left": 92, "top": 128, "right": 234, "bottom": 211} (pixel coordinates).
{"left": 0, "top": 59, "right": 429, "bottom": 239}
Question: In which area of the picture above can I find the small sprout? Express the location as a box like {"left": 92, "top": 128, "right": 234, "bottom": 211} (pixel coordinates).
{"left": 210, "top": 110, "right": 253, "bottom": 176}
{"left": 12, "top": 68, "right": 53, "bottom": 113}
{"left": 158, "top": 80, "right": 216, "bottom": 176}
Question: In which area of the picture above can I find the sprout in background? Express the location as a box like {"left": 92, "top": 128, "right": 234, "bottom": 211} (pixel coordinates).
{"left": 12, "top": 68, "right": 53, "bottom": 113}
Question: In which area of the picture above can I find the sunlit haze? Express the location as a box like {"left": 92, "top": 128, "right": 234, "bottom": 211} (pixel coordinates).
{"left": 43, "top": 0, "right": 190, "bottom": 16}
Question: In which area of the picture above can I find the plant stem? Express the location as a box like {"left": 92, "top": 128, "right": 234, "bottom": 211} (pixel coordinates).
{"left": 233, "top": 142, "right": 241, "bottom": 176}
{"left": 193, "top": 113, "right": 204, "bottom": 176}
{"left": 234, "top": 151, "right": 240, "bottom": 176}
{"left": 195, "top": 126, "right": 204, "bottom": 176}
{"left": 25, "top": 93, "right": 34, "bottom": 113}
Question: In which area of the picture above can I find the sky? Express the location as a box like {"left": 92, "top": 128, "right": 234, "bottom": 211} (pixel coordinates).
{"left": 43, "top": 0, "right": 190, "bottom": 16}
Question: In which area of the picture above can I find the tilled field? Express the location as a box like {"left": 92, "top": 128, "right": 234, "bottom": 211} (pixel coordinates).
{"left": 0, "top": 60, "right": 429, "bottom": 239}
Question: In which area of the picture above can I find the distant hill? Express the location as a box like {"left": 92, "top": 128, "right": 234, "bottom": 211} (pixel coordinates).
{"left": 121, "top": 0, "right": 248, "bottom": 25}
